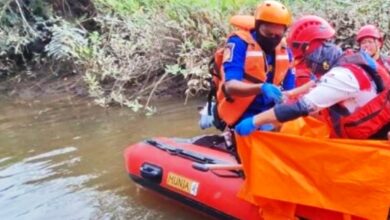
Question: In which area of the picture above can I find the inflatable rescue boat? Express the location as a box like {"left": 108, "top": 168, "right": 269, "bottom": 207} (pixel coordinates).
{"left": 123, "top": 136, "right": 366, "bottom": 220}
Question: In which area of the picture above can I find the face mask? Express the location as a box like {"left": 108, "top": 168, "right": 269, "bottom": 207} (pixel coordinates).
{"left": 305, "top": 43, "right": 342, "bottom": 76}
{"left": 255, "top": 32, "right": 283, "bottom": 54}
{"left": 305, "top": 59, "right": 330, "bottom": 76}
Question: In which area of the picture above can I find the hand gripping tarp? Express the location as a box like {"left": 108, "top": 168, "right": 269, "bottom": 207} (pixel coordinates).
{"left": 236, "top": 117, "right": 390, "bottom": 220}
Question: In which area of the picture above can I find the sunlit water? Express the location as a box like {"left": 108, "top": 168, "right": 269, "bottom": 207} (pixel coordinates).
{"left": 0, "top": 97, "right": 215, "bottom": 220}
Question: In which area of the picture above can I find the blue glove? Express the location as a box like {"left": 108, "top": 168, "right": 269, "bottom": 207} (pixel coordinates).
{"left": 261, "top": 83, "right": 282, "bottom": 104}
{"left": 235, "top": 116, "right": 257, "bottom": 136}
{"left": 258, "top": 123, "right": 274, "bottom": 131}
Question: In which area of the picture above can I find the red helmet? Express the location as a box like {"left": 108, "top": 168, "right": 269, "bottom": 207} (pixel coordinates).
{"left": 287, "top": 15, "right": 335, "bottom": 59}
{"left": 356, "top": 25, "right": 383, "bottom": 45}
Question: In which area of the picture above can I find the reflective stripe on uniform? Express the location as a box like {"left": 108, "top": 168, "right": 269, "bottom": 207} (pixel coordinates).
{"left": 246, "top": 51, "right": 263, "bottom": 57}
{"left": 276, "top": 55, "right": 289, "bottom": 60}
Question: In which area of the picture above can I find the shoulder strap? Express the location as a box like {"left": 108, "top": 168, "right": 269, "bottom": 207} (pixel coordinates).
{"left": 337, "top": 53, "right": 384, "bottom": 93}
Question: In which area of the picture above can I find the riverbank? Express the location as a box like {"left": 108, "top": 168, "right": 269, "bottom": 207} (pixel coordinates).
{"left": 0, "top": 0, "right": 389, "bottom": 110}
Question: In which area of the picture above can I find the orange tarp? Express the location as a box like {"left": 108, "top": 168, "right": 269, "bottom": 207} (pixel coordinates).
{"left": 236, "top": 117, "right": 390, "bottom": 220}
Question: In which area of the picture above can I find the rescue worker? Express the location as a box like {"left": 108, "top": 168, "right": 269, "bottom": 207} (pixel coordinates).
{"left": 283, "top": 15, "right": 335, "bottom": 98}
{"left": 216, "top": 0, "right": 295, "bottom": 131}
{"left": 235, "top": 15, "right": 390, "bottom": 140}
{"left": 290, "top": 16, "right": 336, "bottom": 87}
{"left": 356, "top": 25, "right": 390, "bottom": 73}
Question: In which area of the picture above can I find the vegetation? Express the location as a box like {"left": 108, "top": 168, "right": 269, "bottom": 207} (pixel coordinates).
{"left": 0, "top": 0, "right": 389, "bottom": 113}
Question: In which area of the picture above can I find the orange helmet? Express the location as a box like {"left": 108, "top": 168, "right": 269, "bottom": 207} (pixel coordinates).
{"left": 287, "top": 15, "right": 335, "bottom": 59}
{"left": 356, "top": 25, "right": 383, "bottom": 46}
{"left": 255, "top": 0, "right": 292, "bottom": 26}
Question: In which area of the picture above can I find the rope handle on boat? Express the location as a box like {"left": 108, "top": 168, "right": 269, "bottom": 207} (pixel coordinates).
{"left": 146, "top": 139, "right": 244, "bottom": 178}
{"left": 192, "top": 162, "right": 242, "bottom": 172}
{"left": 146, "top": 139, "right": 224, "bottom": 164}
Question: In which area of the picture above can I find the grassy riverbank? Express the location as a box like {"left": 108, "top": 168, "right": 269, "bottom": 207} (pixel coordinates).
{"left": 0, "top": 0, "right": 389, "bottom": 113}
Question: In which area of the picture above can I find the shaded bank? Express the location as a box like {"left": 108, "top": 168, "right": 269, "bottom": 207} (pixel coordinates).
{"left": 0, "top": 0, "right": 389, "bottom": 110}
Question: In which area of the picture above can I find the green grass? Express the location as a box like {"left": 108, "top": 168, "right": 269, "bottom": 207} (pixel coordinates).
{"left": 95, "top": 0, "right": 260, "bottom": 16}
{"left": 1, "top": 0, "right": 388, "bottom": 111}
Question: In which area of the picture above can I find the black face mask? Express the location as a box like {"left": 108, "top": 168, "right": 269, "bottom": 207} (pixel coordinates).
{"left": 254, "top": 21, "right": 284, "bottom": 55}
{"left": 255, "top": 32, "right": 283, "bottom": 54}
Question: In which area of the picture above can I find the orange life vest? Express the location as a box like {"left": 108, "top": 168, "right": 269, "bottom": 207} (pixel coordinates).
{"left": 206, "top": 15, "right": 258, "bottom": 131}
{"left": 215, "top": 30, "right": 291, "bottom": 126}
{"left": 321, "top": 56, "right": 390, "bottom": 139}
{"left": 229, "top": 15, "right": 255, "bottom": 31}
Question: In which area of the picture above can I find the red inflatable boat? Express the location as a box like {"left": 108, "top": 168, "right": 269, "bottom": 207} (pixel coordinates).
{"left": 124, "top": 136, "right": 260, "bottom": 219}
{"left": 123, "top": 136, "right": 367, "bottom": 220}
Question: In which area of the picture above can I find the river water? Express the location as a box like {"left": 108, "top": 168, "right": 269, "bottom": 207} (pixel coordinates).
{"left": 0, "top": 97, "right": 215, "bottom": 220}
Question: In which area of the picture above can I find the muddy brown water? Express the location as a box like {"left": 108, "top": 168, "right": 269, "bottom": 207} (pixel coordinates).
{"left": 0, "top": 97, "right": 217, "bottom": 220}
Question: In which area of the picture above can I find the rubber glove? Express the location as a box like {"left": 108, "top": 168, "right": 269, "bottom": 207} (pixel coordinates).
{"left": 261, "top": 83, "right": 283, "bottom": 104}
{"left": 198, "top": 102, "right": 214, "bottom": 129}
{"left": 199, "top": 114, "right": 214, "bottom": 129}
{"left": 235, "top": 116, "right": 257, "bottom": 136}
{"left": 258, "top": 123, "right": 274, "bottom": 131}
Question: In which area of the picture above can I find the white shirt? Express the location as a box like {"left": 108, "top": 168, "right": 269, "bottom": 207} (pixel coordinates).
{"left": 303, "top": 66, "right": 377, "bottom": 113}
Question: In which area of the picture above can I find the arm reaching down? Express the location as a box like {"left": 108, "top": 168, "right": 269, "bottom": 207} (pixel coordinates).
{"left": 235, "top": 98, "right": 318, "bottom": 136}
{"left": 235, "top": 67, "right": 361, "bottom": 136}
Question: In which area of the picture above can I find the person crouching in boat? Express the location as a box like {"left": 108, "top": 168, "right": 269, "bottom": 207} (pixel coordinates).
{"left": 282, "top": 15, "right": 336, "bottom": 99}
{"left": 204, "top": 0, "right": 296, "bottom": 133}
{"left": 235, "top": 15, "right": 390, "bottom": 140}
{"left": 291, "top": 16, "right": 335, "bottom": 88}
